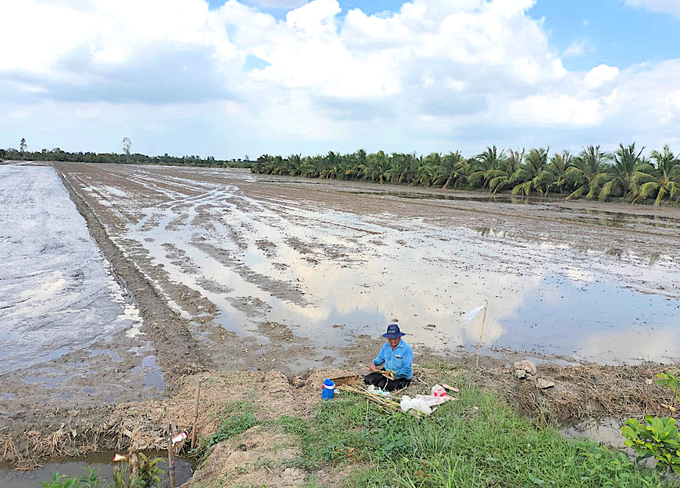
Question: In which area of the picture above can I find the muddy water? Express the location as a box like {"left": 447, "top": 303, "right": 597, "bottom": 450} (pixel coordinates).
{"left": 0, "top": 452, "right": 193, "bottom": 488}
{"left": 0, "top": 165, "right": 142, "bottom": 374}
{"left": 70, "top": 165, "right": 680, "bottom": 366}
{"left": 563, "top": 417, "right": 627, "bottom": 449}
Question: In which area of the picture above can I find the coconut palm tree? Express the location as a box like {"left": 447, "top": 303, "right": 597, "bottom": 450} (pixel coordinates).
{"left": 344, "top": 149, "right": 368, "bottom": 181}
{"left": 301, "top": 155, "right": 323, "bottom": 178}
{"left": 470, "top": 146, "right": 506, "bottom": 189}
{"left": 565, "top": 146, "right": 611, "bottom": 200}
{"left": 368, "top": 150, "right": 390, "bottom": 184}
{"left": 512, "top": 147, "right": 550, "bottom": 195}
{"left": 599, "top": 143, "right": 644, "bottom": 201}
{"left": 414, "top": 157, "right": 436, "bottom": 187}
{"left": 319, "top": 151, "right": 342, "bottom": 179}
{"left": 545, "top": 150, "right": 575, "bottom": 195}
{"left": 279, "top": 154, "right": 301, "bottom": 176}
{"left": 388, "top": 153, "right": 417, "bottom": 184}
{"left": 489, "top": 148, "right": 524, "bottom": 193}
{"left": 435, "top": 151, "right": 466, "bottom": 189}
{"left": 632, "top": 145, "right": 680, "bottom": 205}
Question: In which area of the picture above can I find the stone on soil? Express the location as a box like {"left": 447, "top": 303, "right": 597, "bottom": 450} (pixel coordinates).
{"left": 513, "top": 360, "right": 537, "bottom": 377}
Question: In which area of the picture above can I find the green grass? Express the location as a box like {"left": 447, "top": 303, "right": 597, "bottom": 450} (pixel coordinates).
{"left": 195, "top": 401, "right": 259, "bottom": 462}
{"left": 273, "top": 372, "right": 677, "bottom": 487}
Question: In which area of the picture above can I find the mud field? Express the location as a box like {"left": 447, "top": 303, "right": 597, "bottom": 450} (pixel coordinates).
{"left": 1, "top": 162, "right": 680, "bottom": 445}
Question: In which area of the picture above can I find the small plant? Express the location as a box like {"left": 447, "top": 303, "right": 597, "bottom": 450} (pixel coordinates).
{"left": 622, "top": 416, "right": 680, "bottom": 475}
{"left": 41, "top": 468, "right": 106, "bottom": 488}
{"left": 42, "top": 455, "right": 164, "bottom": 488}
{"left": 113, "top": 452, "right": 164, "bottom": 488}
{"left": 657, "top": 372, "right": 680, "bottom": 403}
{"left": 577, "top": 445, "right": 645, "bottom": 486}
{"left": 41, "top": 472, "right": 78, "bottom": 488}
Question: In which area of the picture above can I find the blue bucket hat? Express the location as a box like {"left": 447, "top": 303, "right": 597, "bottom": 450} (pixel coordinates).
{"left": 382, "top": 323, "right": 405, "bottom": 339}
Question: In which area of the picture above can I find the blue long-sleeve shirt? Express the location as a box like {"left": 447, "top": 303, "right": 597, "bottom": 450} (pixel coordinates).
{"left": 373, "top": 340, "right": 413, "bottom": 380}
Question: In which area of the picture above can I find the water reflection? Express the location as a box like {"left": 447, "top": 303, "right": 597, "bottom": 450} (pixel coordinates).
{"left": 119, "top": 176, "right": 680, "bottom": 366}
{"left": 0, "top": 166, "right": 141, "bottom": 375}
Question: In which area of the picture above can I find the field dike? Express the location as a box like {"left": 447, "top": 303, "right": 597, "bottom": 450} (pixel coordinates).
{"left": 3, "top": 166, "right": 671, "bottom": 485}
{"left": 2, "top": 364, "right": 679, "bottom": 485}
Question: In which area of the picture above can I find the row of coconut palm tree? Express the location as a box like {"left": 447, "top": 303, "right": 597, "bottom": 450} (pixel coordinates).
{"left": 251, "top": 144, "right": 680, "bottom": 206}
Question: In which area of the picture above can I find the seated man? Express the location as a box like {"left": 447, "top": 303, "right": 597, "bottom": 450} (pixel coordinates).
{"left": 364, "top": 324, "right": 413, "bottom": 391}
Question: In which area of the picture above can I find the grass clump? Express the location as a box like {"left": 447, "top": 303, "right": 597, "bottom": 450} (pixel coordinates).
{"left": 195, "top": 402, "right": 258, "bottom": 462}
{"left": 281, "top": 373, "right": 677, "bottom": 487}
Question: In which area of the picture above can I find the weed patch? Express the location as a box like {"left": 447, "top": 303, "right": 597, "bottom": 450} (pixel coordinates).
{"left": 277, "top": 371, "right": 677, "bottom": 487}
{"left": 195, "top": 402, "right": 259, "bottom": 462}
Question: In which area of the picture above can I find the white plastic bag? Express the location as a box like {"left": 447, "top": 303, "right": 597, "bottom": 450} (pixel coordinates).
{"left": 400, "top": 385, "right": 455, "bottom": 414}
{"left": 400, "top": 395, "right": 433, "bottom": 414}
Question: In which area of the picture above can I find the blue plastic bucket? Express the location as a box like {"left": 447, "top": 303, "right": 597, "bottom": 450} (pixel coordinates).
{"left": 322, "top": 379, "right": 335, "bottom": 400}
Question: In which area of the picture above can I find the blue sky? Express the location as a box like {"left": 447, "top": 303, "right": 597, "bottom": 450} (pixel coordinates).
{"left": 530, "top": 0, "right": 680, "bottom": 70}
{"left": 1, "top": 0, "right": 680, "bottom": 159}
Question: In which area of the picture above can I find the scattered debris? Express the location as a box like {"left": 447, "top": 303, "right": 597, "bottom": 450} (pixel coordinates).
{"left": 536, "top": 378, "right": 555, "bottom": 390}
{"left": 514, "top": 360, "right": 537, "bottom": 380}
{"left": 400, "top": 385, "right": 456, "bottom": 415}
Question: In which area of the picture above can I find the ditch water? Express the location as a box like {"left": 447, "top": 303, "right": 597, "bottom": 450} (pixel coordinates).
{"left": 0, "top": 452, "right": 194, "bottom": 488}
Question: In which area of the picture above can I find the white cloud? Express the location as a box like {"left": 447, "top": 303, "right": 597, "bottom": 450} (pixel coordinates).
{"left": 583, "top": 64, "right": 619, "bottom": 89}
{"left": 286, "top": 0, "right": 340, "bottom": 36}
{"left": 564, "top": 40, "right": 586, "bottom": 57}
{"left": 245, "top": 0, "right": 307, "bottom": 7}
{"left": 1, "top": 0, "right": 680, "bottom": 157}
{"left": 625, "top": 0, "right": 680, "bottom": 16}
{"left": 507, "top": 94, "right": 604, "bottom": 126}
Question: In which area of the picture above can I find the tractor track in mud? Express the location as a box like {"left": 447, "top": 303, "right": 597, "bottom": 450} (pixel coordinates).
{"left": 54, "top": 168, "right": 214, "bottom": 382}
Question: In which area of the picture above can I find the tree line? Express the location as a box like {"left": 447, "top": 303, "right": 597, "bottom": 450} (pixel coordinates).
{"left": 0, "top": 146, "right": 251, "bottom": 168}
{"left": 251, "top": 144, "right": 680, "bottom": 206}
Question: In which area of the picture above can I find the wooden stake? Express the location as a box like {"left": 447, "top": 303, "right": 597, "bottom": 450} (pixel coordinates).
{"left": 191, "top": 381, "right": 201, "bottom": 449}
{"left": 167, "top": 424, "right": 175, "bottom": 488}
{"left": 475, "top": 301, "right": 488, "bottom": 368}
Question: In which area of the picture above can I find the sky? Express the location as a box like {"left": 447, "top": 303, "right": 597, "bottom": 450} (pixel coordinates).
{"left": 1, "top": 0, "right": 680, "bottom": 159}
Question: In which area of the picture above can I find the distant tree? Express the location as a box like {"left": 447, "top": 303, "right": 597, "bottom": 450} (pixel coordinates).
{"left": 512, "top": 147, "right": 551, "bottom": 196}
{"left": 489, "top": 148, "right": 524, "bottom": 193}
{"left": 599, "top": 143, "right": 644, "bottom": 201}
{"left": 245, "top": 154, "right": 250, "bottom": 161}
{"left": 122, "top": 137, "right": 132, "bottom": 156}
{"left": 566, "top": 145, "right": 612, "bottom": 200}
{"left": 20, "top": 138, "right": 27, "bottom": 152}
{"left": 632, "top": 145, "right": 680, "bottom": 205}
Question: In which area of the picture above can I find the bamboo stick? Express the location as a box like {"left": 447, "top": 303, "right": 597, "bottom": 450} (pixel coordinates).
{"left": 167, "top": 425, "right": 175, "bottom": 488}
{"left": 191, "top": 381, "right": 201, "bottom": 449}
{"left": 475, "top": 301, "right": 489, "bottom": 368}
{"left": 338, "top": 385, "right": 401, "bottom": 411}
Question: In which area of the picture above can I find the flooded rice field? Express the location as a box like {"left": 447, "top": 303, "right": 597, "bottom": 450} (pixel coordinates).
{"left": 0, "top": 165, "right": 166, "bottom": 414}
{"left": 0, "top": 166, "right": 141, "bottom": 375}
{"left": 60, "top": 164, "right": 680, "bottom": 366}
{"left": 2, "top": 162, "right": 680, "bottom": 417}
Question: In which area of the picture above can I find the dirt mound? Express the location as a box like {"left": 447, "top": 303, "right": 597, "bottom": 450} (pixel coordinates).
{"left": 184, "top": 425, "right": 304, "bottom": 488}
{"left": 475, "top": 362, "right": 680, "bottom": 421}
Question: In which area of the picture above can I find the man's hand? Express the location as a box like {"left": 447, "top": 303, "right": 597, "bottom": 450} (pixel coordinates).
{"left": 369, "top": 363, "right": 377, "bottom": 372}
